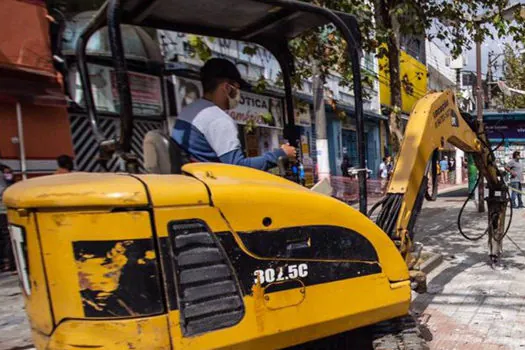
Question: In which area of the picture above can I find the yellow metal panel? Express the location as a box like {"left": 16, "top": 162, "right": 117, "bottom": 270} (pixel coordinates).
{"left": 169, "top": 277, "right": 409, "bottom": 349}
{"left": 6, "top": 209, "right": 54, "bottom": 336}
{"left": 3, "top": 173, "right": 148, "bottom": 208}
{"left": 388, "top": 90, "right": 481, "bottom": 236}
{"left": 379, "top": 49, "right": 428, "bottom": 114}
{"left": 37, "top": 210, "right": 154, "bottom": 324}
{"left": 46, "top": 315, "right": 171, "bottom": 349}
{"left": 181, "top": 164, "right": 408, "bottom": 282}
{"left": 153, "top": 206, "right": 409, "bottom": 348}
{"left": 136, "top": 174, "right": 210, "bottom": 207}
{"left": 183, "top": 162, "right": 305, "bottom": 190}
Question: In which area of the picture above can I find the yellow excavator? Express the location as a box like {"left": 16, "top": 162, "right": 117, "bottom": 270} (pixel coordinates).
{"left": 3, "top": 0, "right": 509, "bottom": 349}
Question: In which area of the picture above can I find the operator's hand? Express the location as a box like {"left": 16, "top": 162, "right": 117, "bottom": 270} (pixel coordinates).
{"left": 281, "top": 143, "right": 297, "bottom": 159}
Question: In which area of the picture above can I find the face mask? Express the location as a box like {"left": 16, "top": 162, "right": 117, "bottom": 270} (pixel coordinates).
{"left": 4, "top": 173, "right": 13, "bottom": 181}
{"left": 227, "top": 85, "right": 241, "bottom": 110}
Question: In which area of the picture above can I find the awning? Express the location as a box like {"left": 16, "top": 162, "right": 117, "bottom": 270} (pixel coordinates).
{"left": 0, "top": 66, "right": 66, "bottom": 107}
{"left": 294, "top": 91, "right": 387, "bottom": 121}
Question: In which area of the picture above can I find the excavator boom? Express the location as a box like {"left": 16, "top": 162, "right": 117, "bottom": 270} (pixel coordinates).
{"left": 375, "top": 90, "right": 508, "bottom": 265}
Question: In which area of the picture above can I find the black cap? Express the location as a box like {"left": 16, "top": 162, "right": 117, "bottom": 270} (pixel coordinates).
{"left": 200, "top": 58, "right": 250, "bottom": 90}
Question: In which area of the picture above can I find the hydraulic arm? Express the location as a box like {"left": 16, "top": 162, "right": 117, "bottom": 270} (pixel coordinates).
{"left": 374, "top": 90, "right": 508, "bottom": 265}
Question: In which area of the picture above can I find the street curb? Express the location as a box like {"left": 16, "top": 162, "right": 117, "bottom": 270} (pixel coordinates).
{"left": 419, "top": 252, "right": 443, "bottom": 274}
{"left": 437, "top": 184, "right": 468, "bottom": 195}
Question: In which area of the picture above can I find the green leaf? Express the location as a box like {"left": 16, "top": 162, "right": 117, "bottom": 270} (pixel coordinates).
{"left": 253, "top": 75, "right": 267, "bottom": 94}
{"left": 242, "top": 45, "right": 258, "bottom": 56}
{"left": 260, "top": 112, "right": 274, "bottom": 124}
{"left": 245, "top": 119, "right": 256, "bottom": 134}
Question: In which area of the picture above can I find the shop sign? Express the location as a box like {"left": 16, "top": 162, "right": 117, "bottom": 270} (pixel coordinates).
{"left": 112, "top": 71, "right": 163, "bottom": 116}
{"left": 174, "top": 77, "right": 284, "bottom": 128}
{"left": 485, "top": 120, "right": 525, "bottom": 140}
{"left": 295, "top": 107, "right": 312, "bottom": 127}
{"left": 73, "top": 63, "right": 163, "bottom": 116}
{"left": 230, "top": 91, "right": 283, "bottom": 128}
{"left": 175, "top": 77, "right": 203, "bottom": 114}
{"left": 342, "top": 117, "right": 356, "bottom": 130}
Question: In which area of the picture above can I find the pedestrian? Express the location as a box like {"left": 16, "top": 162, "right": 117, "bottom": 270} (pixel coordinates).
{"left": 505, "top": 151, "right": 524, "bottom": 209}
{"left": 340, "top": 155, "right": 351, "bottom": 177}
{"left": 462, "top": 157, "right": 468, "bottom": 183}
{"left": 448, "top": 157, "right": 456, "bottom": 184}
{"left": 379, "top": 157, "right": 389, "bottom": 193}
{"left": 439, "top": 156, "right": 449, "bottom": 184}
{"left": 386, "top": 155, "right": 394, "bottom": 180}
{"left": 55, "top": 155, "right": 74, "bottom": 174}
{"left": 0, "top": 159, "right": 14, "bottom": 272}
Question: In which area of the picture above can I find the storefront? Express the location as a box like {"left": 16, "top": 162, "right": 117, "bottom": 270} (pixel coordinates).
{"left": 60, "top": 12, "right": 166, "bottom": 172}
{"left": 295, "top": 106, "right": 315, "bottom": 187}
{"left": 0, "top": 0, "right": 72, "bottom": 178}
{"left": 484, "top": 111, "right": 525, "bottom": 169}
{"left": 328, "top": 112, "right": 382, "bottom": 179}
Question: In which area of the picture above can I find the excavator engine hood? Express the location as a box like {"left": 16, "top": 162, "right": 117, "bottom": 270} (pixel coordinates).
{"left": 3, "top": 167, "right": 410, "bottom": 349}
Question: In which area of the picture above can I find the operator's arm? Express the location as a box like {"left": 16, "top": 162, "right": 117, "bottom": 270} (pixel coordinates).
{"left": 208, "top": 117, "right": 286, "bottom": 171}
{"left": 219, "top": 148, "right": 286, "bottom": 171}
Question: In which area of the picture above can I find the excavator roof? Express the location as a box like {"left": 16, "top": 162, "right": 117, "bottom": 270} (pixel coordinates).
{"left": 90, "top": 0, "right": 361, "bottom": 47}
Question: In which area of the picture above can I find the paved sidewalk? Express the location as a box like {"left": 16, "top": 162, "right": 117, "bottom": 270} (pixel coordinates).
{"left": 0, "top": 272, "right": 32, "bottom": 350}
{"left": 412, "top": 189, "right": 525, "bottom": 349}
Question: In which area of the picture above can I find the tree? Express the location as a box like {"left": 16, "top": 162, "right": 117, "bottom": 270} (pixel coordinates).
{"left": 498, "top": 44, "right": 525, "bottom": 109}
{"left": 294, "top": 0, "right": 525, "bottom": 152}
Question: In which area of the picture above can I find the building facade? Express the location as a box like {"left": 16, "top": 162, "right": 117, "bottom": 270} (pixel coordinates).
{"left": 426, "top": 41, "right": 466, "bottom": 184}
{"left": 0, "top": 0, "right": 72, "bottom": 177}
{"left": 57, "top": 12, "right": 166, "bottom": 172}
{"left": 426, "top": 40, "right": 456, "bottom": 92}
{"left": 377, "top": 41, "right": 428, "bottom": 159}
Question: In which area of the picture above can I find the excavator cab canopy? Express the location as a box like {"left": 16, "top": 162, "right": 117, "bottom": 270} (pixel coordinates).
{"left": 77, "top": 0, "right": 369, "bottom": 212}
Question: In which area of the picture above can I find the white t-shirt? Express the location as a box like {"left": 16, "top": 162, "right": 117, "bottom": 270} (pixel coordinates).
{"left": 379, "top": 162, "right": 388, "bottom": 179}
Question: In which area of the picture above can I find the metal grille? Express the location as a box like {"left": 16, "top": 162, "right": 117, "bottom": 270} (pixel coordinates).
{"left": 169, "top": 220, "right": 245, "bottom": 337}
{"left": 69, "top": 114, "right": 163, "bottom": 173}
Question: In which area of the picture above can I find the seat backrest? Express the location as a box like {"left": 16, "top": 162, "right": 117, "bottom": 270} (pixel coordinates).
{"left": 143, "top": 130, "right": 189, "bottom": 174}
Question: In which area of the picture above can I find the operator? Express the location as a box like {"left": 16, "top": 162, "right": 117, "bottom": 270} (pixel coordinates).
{"left": 172, "top": 58, "right": 296, "bottom": 171}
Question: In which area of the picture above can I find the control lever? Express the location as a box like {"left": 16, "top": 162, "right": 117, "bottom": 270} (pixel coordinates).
{"left": 277, "top": 156, "right": 289, "bottom": 178}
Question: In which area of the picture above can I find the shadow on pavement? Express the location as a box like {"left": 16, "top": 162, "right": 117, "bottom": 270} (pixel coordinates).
{"left": 412, "top": 194, "right": 525, "bottom": 317}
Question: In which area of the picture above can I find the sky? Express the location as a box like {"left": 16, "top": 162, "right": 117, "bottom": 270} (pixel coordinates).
{"left": 457, "top": 0, "right": 524, "bottom": 79}
{"left": 464, "top": 35, "right": 513, "bottom": 79}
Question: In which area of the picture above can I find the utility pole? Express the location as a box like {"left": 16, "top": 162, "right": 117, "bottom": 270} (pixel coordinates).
{"left": 448, "top": 56, "right": 466, "bottom": 185}
{"left": 487, "top": 51, "right": 493, "bottom": 110}
{"left": 455, "top": 68, "right": 464, "bottom": 185}
{"left": 312, "top": 62, "right": 330, "bottom": 182}
{"left": 486, "top": 51, "right": 504, "bottom": 110}
{"left": 476, "top": 40, "right": 485, "bottom": 213}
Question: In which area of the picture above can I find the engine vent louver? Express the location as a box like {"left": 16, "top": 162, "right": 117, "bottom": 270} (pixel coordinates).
{"left": 169, "top": 220, "right": 245, "bottom": 336}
